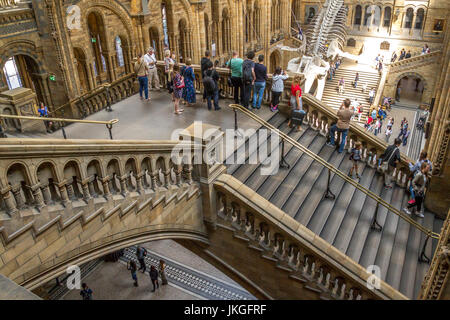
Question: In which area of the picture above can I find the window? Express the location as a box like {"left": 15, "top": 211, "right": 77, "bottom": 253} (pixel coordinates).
{"left": 404, "top": 8, "right": 413, "bottom": 29}
{"left": 161, "top": 2, "right": 169, "bottom": 48}
{"left": 3, "top": 57, "right": 22, "bottom": 90}
{"left": 354, "top": 5, "right": 362, "bottom": 26}
{"left": 380, "top": 41, "right": 390, "bottom": 50}
{"left": 383, "top": 7, "right": 391, "bottom": 27}
{"left": 363, "top": 6, "right": 371, "bottom": 26}
{"left": 100, "top": 54, "right": 107, "bottom": 72}
{"left": 115, "top": 36, "right": 124, "bottom": 67}
{"left": 347, "top": 38, "right": 356, "bottom": 47}
{"left": 415, "top": 9, "right": 424, "bottom": 29}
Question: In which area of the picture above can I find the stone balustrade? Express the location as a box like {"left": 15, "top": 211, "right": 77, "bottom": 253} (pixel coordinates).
{"left": 0, "top": 0, "right": 17, "bottom": 9}
{"left": 0, "top": 138, "right": 200, "bottom": 237}
{"left": 213, "top": 173, "right": 407, "bottom": 300}
{"left": 388, "top": 51, "right": 442, "bottom": 71}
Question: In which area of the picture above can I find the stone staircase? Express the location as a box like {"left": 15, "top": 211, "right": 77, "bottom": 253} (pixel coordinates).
{"left": 321, "top": 66, "right": 381, "bottom": 123}
{"left": 225, "top": 111, "right": 444, "bottom": 299}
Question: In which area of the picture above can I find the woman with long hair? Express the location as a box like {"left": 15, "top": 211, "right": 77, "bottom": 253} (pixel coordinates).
{"left": 134, "top": 54, "right": 150, "bottom": 101}
{"left": 181, "top": 58, "right": 196, "bottom": 106}
{"left": 172, "top": 64, "right": 185, "bottom": 115}
{"left": 270, "top": 67, "right": 288, "bottom": 112}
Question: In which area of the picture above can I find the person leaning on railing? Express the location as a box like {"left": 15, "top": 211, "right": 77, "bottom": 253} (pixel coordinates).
{"left": 38, "top": 102, "right": 53, "bottom": 133}
{"left": 134, "top": 54, "right": 150, "bottom": 101}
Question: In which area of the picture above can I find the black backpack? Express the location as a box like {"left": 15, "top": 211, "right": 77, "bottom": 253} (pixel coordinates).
{"left": 242, "top": 61, "right": 253, "bottom": 83}
{"left": 203, "top": 71, "right": 215, "bottom": 94}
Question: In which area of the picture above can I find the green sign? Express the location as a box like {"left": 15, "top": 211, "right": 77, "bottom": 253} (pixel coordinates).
{"left": 49, "top": 75, "right": 56, "bottom": 81}
{"left": 91, "top": 37, "right": 96, "bottom": 43}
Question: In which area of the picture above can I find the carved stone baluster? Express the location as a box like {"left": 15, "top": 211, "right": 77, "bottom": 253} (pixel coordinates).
{"left": 101, "top": 178, "right": 112, "bottom": 200}
{"left": 150, "top": 171, "right": 158, "bottom": 190}
{"left": 2, "top": 189, "right": 18, "bottom": 215}
{"left": 11, "top": 186, "right": 26, "bottom": 210}
{"left": 135, "top": 174, "right": 144, "bottom": 194}
{"left": 32, "top": 186, "right": 45, "bottom": 209}
{"left": 119, "top": 176, "right": 128, "bottom": 196}
{"left": 58, "top": 184, "right": 71, "bottom": 207}
{"left": 175, "top": 166, "right": 182, "bottom": 186}
{"left": 88, "top": 180, "right": 97, "bottom": 198}
{"left": 183, "top": 165, "right": 193, "bottom": 184}
{"left": 66, "top": 179, "right": 76, "bottom": 200}
{"left": 41, "top": 184, "right": 53, "bottom": 205}
{"left": 81, "top": 182, "right": 91, "bottom": 202}
{"left": 163, "top": 170, "right": 171, "bottom": 188}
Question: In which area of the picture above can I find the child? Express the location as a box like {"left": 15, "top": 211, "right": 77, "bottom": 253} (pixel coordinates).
{"left": 349, "top": 141, "right": 362, "bottom": 179}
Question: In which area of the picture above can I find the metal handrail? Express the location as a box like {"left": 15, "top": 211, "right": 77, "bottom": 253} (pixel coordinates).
{"left": 229, "top": 103, "right": 440, "bottom": 240}
{"left": 0, "top": 114, "right": 118, "bottom": 139}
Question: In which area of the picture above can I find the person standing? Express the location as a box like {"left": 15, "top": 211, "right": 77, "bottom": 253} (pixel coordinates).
{"left": 38, "top": 102, "right": 53, "bottom": 133}
{"left": 80, "top": 283, "right": 93, "bottom": 300}
{"left": 338, "top": 78, "right": 345, "bottom": 95}
{"left": 136, "top": 246, "right": 147, "bottom": 273}
{"left": 403, "top": 162, "right": 430, "bottom": 218}
{"left": 203, "top": 61, "right": 220, "bottom": 111}
{"left": 287, "top": 75, "right": 305, "bottom": 132}
{"left": 159, "top": 259, "right": 168, "bottom": 285}
{"left": 326, "top": 99, "right": 353, "bottom": 153}
{"left": 252, "top": 54, "right": 267, "bottom": 109}
{"left": 380, "top": 138, "right": 401, "bottom": 189}
{"left": 385, "top": 124, "right": 392, "bottom": 143}
{"left": 241, "top": 51, "right": 256, "bottom": 109}
{"left": 407, "top": 150, "right": 433, "bottom": 205}
{"left": 172, "top": 64, "right": 185, "bottom": 115}
{"left": 353, "top": 72, "right": 359, "bottom": 88}
{"left": 271, "top": 67, "right": 288, "bottom": 112}
{"left": 226, "top": 51, "right": 244, "bottom": 105}
{"left": 348, "top": 141, "right": 362, "bottom": 179}
{"left": 362, "top": 82, "right": 367, "bottom": 93}
{"left": 405, "top": 50, "right": 411, "bottom": 59}
{"left": 391, "top": 51, "right": 398, "bottom": 63}
{"left": 134, "top": 54, "right": 150, "bottom": 101}
{"left": 201, "top": 51, "right": 212, "bottom": 102}
{"left": 399, "top": 48, "right": 406, "bottom": 60}
{"left": 181, "top": 58, "right": 196, "bottom": 106}
{"left": 402, "top": 129, "right": 410, "bottom": 146}
{"left": 144, "top": 47, "right": 160, "bottom": 91}
{"left": 368, "top": 88, "right": 375, "bottom": 104}
{"left": 127, "top": 260, "right": 139, "bottom": 287}
{"left": 164, "top": 50, "right": 175, "bottom": 96}
{"left": 149, "top": 265, "right": 159, "bottom": 292}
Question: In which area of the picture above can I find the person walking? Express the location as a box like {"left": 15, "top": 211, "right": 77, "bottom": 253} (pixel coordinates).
{"left": 362, "top": 82, "right": 367, "bottom": 93}
{"left": 241, "top": 51, "right": 256, "bottom": 109}
{"left": 80, "top": 283, "right": 93, "bottom": 300}
{"left": 407, "top": 150, "right": 433, "bottom": 205}
{"left": 391, "top": 51, "right": 398, "bottom": 63}
{"left": 385, "top": 124, "right": 392, "bottom": 143}
{"left": 149, "top": 265, "right": 159, "bottom": 292}
{"left": 357, "top": 103, "right": 363, "bottom": 122}
{"left": 326, "top": 99, "right": 353, "bottom": 153}
{"left": 127, "top": 260, "right": 139, "bottom": 287}
{"left": 271, "top": 67, "right": 288, "bottom": 112}
{"left": 353, "top": 72, "right": 359, "bottom": 88}
{"left": 338, "top": 78, "right": 345, "bottom": 95}
{"left": 134, "top": 54, "right": 150, "bottom": 101}
{"left": 159, "top": 259, "right": 168, "bottom": 285}
{"left": 172, "top": 64, "right": 185, "bottom": 115}
{"left": 226, "top": 51, "right": 244, "bottom": 105}
{"left": 380, "top": 138, "right": 401, "bottom": 189}
{"left": 201, "top": 51, "right": 212, "bottom": 102}
{"left": 136, "top": 246, "right": 147, "bottom": 273}
{"left": 348, "top": 141, "right": 362, "bottom": 179}
{"left": 144, "top": 47, "right": 160, "bottom": 91}
{"left": 402, "top": 129, "right": 411, "bottom": 146}
{"left": 252, "top": 54, "right": 267, "bottom": 109}
{"left": 287, "top": 75, "right": 305, "bottom": 132}
{"left": 403, "top": 162, "right": 430, "bottom": 218}
{"left": 203, "top": 61, "right": 220, "bottom": 111}
{"left": 181, "top": 58, "right": 196, "bottom": 106}
{"left": 368, "top": 88, "right": 375, "bottom": 104}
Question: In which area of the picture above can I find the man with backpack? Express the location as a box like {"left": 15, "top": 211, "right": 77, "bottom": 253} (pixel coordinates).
{"left": 203, "top": 61, "right": 220, "bottom": 111}
{"left": 80, "top": 283, "right": 93, "bottom": 300}
{"left": 226, "top": 51, "right": 244, "bottom": 104}
{"left": 201, "top": 51, "right": 212, "bottom": 101}
{"left": 241, "top": 51, "right": 256, "bottom": 109}
{"left": 380, "top": 138, "right": 401, "bottom": 189}
{"left": 136, "top": 246, "right": 147, "bottom": 273}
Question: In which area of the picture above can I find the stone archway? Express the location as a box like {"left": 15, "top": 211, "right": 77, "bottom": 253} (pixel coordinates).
{"left": 394, "top": 72, "right": 427, "bottom": 106}
{"left": 269, "top": 50, "right": 281, "bottom": 73}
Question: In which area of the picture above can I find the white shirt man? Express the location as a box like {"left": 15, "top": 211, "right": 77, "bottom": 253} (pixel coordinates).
{"left": 144, "top": 49, "right": 160, "bottom": 91}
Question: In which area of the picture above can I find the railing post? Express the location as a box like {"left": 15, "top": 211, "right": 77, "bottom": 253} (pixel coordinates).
{"left": 106, "top": 85, "right": 113, "bottom": 112}
{"left": 234, "top": 108, "right": 243, "bottom": 138}
{"left": 323, "top": 168, "right": 336, "bottom": 200}
{"left": 279, "top": 139, "right": 290, "bottom": 169}
{"left": 418, "top": 235, "right": 431, "bottom": 264}
{"left": 106, "top": 123, "right": 113, "bottom": 140}
{"left": 370, "top": 203, "right": 383, "bottom": 231}
{"left": 60, "top": 122, "right": 67, "bottom": 139}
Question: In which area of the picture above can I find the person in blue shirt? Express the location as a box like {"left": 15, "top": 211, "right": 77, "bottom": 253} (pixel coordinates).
{"left": 38, "top": 102, "right": 53, "bottom": 133}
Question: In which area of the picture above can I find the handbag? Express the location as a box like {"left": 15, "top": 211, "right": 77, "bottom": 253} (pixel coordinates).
{"left": 380, "top": 147, "right": 398, "bottom": 172}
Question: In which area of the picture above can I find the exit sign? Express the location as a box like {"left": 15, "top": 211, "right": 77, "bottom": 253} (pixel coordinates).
{"left": 91, "top": 38, "right": 96, "bottom": 43}
{"left": 49, "top": 75, "right": 56, "bottom": 81}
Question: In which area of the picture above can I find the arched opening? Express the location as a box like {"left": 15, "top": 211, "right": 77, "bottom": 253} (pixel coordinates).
{"left": 354, "top": 5, "right": 362, "bottom": 26}
{"left": 178, "top": 19, "right": 188, "bottom": 63}
{"left": 115, "top": 36, "right": 124, "bottom": 68}
{"left": 73, "top": 47, "right": 90, "bottom": 94}
{"left": 306, "top": 7, "right": 315, "bottom": 24}
{"left": 347, "top": 38, "right": 356, "bottom": 47}
{"left": 396, "top": 75, "right": 424, "bottom": 105}
{"left": 383, "top": 7, "right": 392, "bottom": 27}
{"left": 291, "top": 0, "right": 301, "bottom": 27}
{"left": 380, "top": 41, "right": 390, "bottom": 51}
{"left": 161, "top": 1, "right": 173, "bottom": 50}
{"left": 87, "top": 11, "right": 110, "bottom": 85}
{"left": 2, "top": 54, "right": 47, "bottom": 106}
{"left": 269, "top": 51, "right": 281, "bottom": 74}
{"left": 415, "top": 8, "right": 425, "bottom": 30}
{"left": 221, "top": 8, "right": 231, "bottom": 56}
{"left": 204, "top": 14, "right": 210, "bottom": 51}
{"left": 149, "top": 27, "right": 161, "bottom": 59}
{"left": 363, "top": 5, "right": 371, "bottom": 26}
{"left": 404, "top": 8, "right": 414, "bottom": 29}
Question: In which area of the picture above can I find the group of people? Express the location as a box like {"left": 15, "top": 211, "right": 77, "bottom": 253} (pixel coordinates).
{"left": 391, "top": 44, "right": 430, "bottom": 63}
{"left": 131, "top": 246, "right": 168, "bottom": 291}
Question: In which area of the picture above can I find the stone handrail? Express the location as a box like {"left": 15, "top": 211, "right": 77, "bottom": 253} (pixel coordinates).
{"left": 0, "top": 138, "right": 200, "bottom": 240}
{"left": 419, "top": 208, "right": 450, "bottom": 299}
{"left": 388, "top": 51, "right": 442, "bottom": 71}
{"left": 0, "top": 0, "right": 18, "bottom": 9}
{"left": 214, "top": 173, "right": 408, "bottom": 300}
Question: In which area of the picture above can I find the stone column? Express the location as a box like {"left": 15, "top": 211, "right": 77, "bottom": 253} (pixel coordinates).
{"left": 32, "top": 186, "right": 45, "bottom": 209}
{"left": 2, "top": 189, "right": 18, "bottom": 215}
{"left": 66, "top": 180, "right": 76, "bottom": 201}
{"left": 41, "top": 184, "right": 52, "bottom": 205}
{"left": 81, "top": 182, "right": 91, "bottom": 202}
{"left": 58, "top": 184, "right": 71, "bottom": 206}
{"left": 150, "top": 171, "right": 158, "bottom": 190}
{"left": 11, "top": 186, "right": 26, "bottom": 210}
{"left": 88, "top": 180, "right": 97, "bottom": 198}
{"left": 119, "top": 176, "right": 128, "bottom": 196}
{"left": 163, "top": 170, "right": 171, "bottom": 188}
{"left": 101, "top": 177, "right": 112, "bottom": 200}
{"left": 136, "top": 174, "right": 144, "bottom": 194}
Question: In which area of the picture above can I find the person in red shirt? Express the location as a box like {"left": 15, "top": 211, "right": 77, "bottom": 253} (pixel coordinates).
{"left": 288, "top": 75, "right": 305, "bottom": 131}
